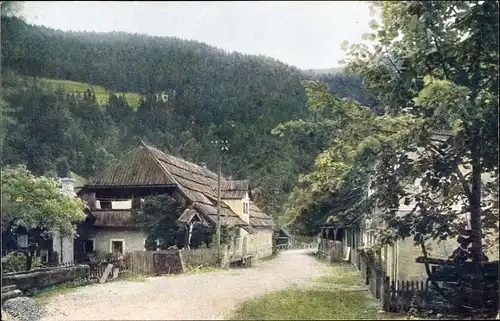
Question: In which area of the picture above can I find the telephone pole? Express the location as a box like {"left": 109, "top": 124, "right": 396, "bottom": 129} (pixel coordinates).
{"left": 211, "top": 139, "right": 228, "bottom": 261}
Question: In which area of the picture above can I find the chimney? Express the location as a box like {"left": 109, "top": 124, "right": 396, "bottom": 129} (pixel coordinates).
{"left": 59, "top": 177, "right": 76, "bottom": 197}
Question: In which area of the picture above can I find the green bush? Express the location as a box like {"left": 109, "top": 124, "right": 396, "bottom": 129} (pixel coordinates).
{"left": 1, "top": 251, "right": 41, "bottom": 273}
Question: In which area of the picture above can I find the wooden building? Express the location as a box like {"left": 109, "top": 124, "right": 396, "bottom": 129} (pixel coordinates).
{"left": 76, "top": 141, "right": 275, "bottom": 261}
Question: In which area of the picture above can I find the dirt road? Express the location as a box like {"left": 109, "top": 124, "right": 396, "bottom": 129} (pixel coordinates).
{"left": 40, "top": 250, "right": 328, "bottom": 320}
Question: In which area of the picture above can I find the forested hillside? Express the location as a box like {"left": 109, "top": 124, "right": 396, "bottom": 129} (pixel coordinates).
{"left": 1, "top": 16, "right": 374, "bottom": 218}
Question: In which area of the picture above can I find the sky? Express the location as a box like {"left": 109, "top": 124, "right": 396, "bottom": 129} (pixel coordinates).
{"left": 22, "top": 1, "right": 376, "bottom": 70}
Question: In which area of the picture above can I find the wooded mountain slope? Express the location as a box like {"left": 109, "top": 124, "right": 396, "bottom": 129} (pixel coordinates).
{"left": 1, "top": 17, "right": 375, "bottom": 219}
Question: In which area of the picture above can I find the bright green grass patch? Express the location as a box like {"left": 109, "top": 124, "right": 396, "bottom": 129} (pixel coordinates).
{"left": 231, "top": 261, "right": 379, "bottom": 320}
{"left": 20, "top": 76, "right": 143, "bottom": 109}
{"left": 231, "top": 289, "right": 378, "bottom": 320}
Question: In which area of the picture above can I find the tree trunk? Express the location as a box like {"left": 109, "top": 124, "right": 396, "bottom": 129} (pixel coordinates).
{"left": 469, "top": 152, "right": 484, "bottom": 263}
{"left": 466, "top": 1, "right": 486, "bottom": 264}
{"left": 25, "top": 250, "right": 34, "bottom": 271}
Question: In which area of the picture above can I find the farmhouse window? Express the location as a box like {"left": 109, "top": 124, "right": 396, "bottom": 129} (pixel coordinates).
{"left": 111, "top": 240, "right": 124, "bottom": 254}
{"left": 99, "top": 201, "right": 112, "bottom": 209}
{"left": 39, "top": 250, "right": 49, "bottom": 263}
{"left": 83, "top": 239, "right": 95, "bottom": 253}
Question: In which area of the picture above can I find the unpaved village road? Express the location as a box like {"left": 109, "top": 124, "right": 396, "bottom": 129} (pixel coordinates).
{"left": 41, "top": 250, "right": 329, "bottom": 320}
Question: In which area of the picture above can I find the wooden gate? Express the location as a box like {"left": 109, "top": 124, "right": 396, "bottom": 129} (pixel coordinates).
{"left": 153, "top": 251, "right": 183, "bottom": 275}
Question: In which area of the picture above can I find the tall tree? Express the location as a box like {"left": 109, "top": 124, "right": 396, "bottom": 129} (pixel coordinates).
{"left": 1, "top": 165, "right": 86, "bottom": 269}
{"left": 0, "top": 1, "right": 24, "bottom": 18}
{"left": 342, "top": 1, "right": 498, "bottom": 262}
{"left": 273, "top": 81, "right": 416, "bottom": 232}
{"left": 131, "top": 195, "right": 186, "bottom": 249}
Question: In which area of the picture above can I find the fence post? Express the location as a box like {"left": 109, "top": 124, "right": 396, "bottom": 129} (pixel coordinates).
{"left": 382, "top": 276, "right": 390, "bottom": 311}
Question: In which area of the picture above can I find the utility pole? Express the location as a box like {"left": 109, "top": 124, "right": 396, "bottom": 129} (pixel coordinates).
{"left": 211, "top": 139, "right": 228, "bottom": 262}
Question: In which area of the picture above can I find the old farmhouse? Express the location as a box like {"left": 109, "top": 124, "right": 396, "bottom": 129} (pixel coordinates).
{"left": 75, "top": 141, "right": 275, "bottom": 261}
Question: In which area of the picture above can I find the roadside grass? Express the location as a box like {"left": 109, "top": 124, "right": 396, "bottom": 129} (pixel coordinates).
{"left": 35, "top": 278, "right": 97, "bottom": 303}
{"left": 121, "top": 272, "right": 150, "bottom": 282}
{"left": 230, "top": 253, "right": 379, "bottom": 320}
{"left": 20, "top": 76, "right": 143, "bottom": 109}
{"left": 185, "top": 266, "right": 225, "bottom": 275}
{"left": 36, "top": 272, "right": 150, "bottom": 303}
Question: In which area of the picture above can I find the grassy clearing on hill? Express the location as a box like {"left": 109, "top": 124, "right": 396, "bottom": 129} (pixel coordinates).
{"left": 230, "top": 258, "right": 379, "bottom": 320}
{"left": 21, "top": 76, "right": 142, "bottom": 109}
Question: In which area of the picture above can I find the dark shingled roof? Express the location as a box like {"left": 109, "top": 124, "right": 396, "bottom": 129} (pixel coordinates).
{"left": 89, "top": 144, "right": 176, "bottom": 187}
{"left": 177, "top": 208, "right": 201, "bottom": 225}
{"left": 249, "top": 202, "right": 275, "bottom": 229}
{"left": 218, "top": 180, "right": 250, "bottom": 199}
{"left": 85, "top": 142, "right": 263, "bottom": 232}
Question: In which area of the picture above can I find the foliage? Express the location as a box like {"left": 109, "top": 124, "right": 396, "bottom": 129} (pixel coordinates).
{"left": 341, "top": 0, "right": 499, "bottom": 262}
{"left": 1, "top": 16, "right": 375, "bottom": 221}
{"left": 275, "top": 1, "right": 498, "bottom": 266}
{"left": 1, "top": 165, "right": 86, "bottom": 235}
{"left": 132, "top": 195, "right": 185, "bottom": 248}
{"left": 1, "top": 251, "right": 41, "bottom": 273}
{"left": 0, "top": 1, "right": 24, "bottom": 19}
{"left": 273, "top": 81, "right": 417, "bottom": 234}
{"left": 1, "top": 75, "right": 119, "bottom": 177}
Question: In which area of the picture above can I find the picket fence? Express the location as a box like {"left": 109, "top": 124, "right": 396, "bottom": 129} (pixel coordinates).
{"left": 318, "top": 239, "right": 426, "bottom": 313}
{"left": 277, "top": 243, "right": 316, "bottom": 251}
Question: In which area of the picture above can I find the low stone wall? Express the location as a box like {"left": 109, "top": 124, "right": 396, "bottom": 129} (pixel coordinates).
{"left": 179, "top": 248, "right": 219, "bottom": 269}
{"left": 2, "top": 265, "right": 90, "bottom": 291}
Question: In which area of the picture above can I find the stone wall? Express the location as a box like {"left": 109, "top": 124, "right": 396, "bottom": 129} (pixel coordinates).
{"left": 2, "top": 265, "right": 90, "bottom": 291}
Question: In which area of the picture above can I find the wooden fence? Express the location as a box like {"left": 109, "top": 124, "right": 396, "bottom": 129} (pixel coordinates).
{"left": 88, "top": 262, "right": 110, "bottom": 279}
{"left": 122, "top": 248, "right": 223, "bottom": 275}
{"left": 123, "top": 251, "right": 155, "bottom": 275}
{"left": 180, "top": 248, "right": 218, "bottom": 269}
{"left": 386, "top": 279, "right": 426, "bottom": 313}
{"left": 277, "top": 243, "right": 317, "bottom": 251}
{"left": 317, "top": 238, "right": 426, "bottom": 313}
{"left": 358, "top": 251, "right": 426, "bottom": 313}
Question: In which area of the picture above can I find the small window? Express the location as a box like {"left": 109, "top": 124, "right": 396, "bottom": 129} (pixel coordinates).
{"left": 100, "top": 201, "right": 112, "bottom": 209}
{"left": 39, "top": 250, "right": 49, "bottom": 263}
{"left": 243, "top": 202, "right": 249, "bottom": 215}
{"left": 111, "top": 240, "right": 124, "bottom": 254}
{"left": 83, "top": 239, "right": 95, "bottom": 253}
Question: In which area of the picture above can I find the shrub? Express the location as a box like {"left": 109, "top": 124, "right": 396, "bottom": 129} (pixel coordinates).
{"left": 1, "top": 252, "right": 41, "bottom": 273}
